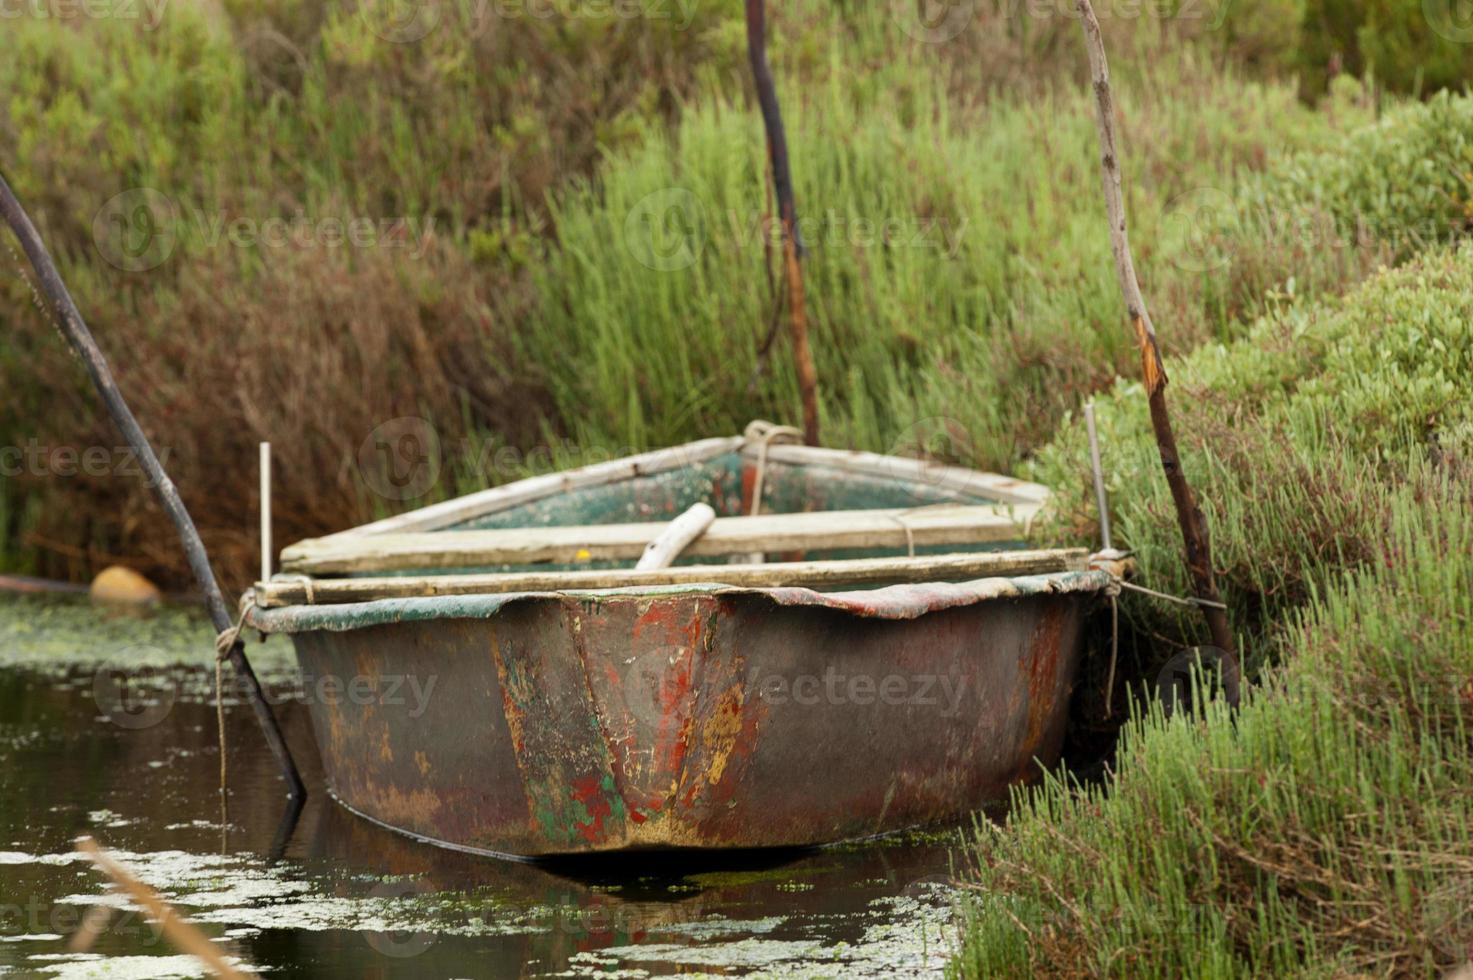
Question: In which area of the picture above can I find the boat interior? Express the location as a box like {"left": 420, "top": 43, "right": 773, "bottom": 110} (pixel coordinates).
{"left": 255, "top": 437, "right": 1087, "bottom": 607}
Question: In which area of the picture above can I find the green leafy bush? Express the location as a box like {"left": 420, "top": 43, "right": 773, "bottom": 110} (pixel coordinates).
{"left": 957, "top": 245, "right": 1473, "bottom": 977}
{"left": 1300, "top": 0, "right": 1473, "bottom": 98}
{"left": 1033, "top": 244, "right": 1473, "bottom": 651}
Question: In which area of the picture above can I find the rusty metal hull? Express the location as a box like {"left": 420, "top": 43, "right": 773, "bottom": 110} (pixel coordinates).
{"left": 253, "top": 573, "right": 1103, "bottom": 856}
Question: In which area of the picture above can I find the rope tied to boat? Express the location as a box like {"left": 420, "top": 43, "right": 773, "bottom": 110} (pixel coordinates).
{"left": 742, "top": 420, "right": 804, "bottom": 518}
{"left": 272, "top": 573, "right": 316, "bottom": 604}
{"left": 1112, "top": 578, "right": 1228, "bottom": 610}
{"left": 883, "top": 511, "right": 918, "bottom": 558}
{"left": 211, "top": 596, "right": 258, "bottom": 841}
{"left": 1102, "top": 573, "right": 1121, "bottom": 719}
{"left": 1091, "top": 551, "right": 1230, "bottom": 718}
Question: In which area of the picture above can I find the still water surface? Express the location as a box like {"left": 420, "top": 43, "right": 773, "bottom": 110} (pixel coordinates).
{"left": 0, "top": 594, "right": 966, "bottom": 977}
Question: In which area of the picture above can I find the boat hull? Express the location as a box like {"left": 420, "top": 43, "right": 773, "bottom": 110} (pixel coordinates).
{"left": 262, "top": 574, "right": 1102, "bottom": 856}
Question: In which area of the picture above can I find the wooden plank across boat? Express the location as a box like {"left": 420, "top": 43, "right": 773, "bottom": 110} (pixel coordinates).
{"left": 245, "top": 435, "right": 1112, "bottom": 857}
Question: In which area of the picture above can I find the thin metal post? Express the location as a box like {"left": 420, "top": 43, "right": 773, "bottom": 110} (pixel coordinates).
{"left": 1084, "top": 401, "right": 1112, "bottom": 552}
{"left": 259, "top": 443, "right": 272, "bottom": 584}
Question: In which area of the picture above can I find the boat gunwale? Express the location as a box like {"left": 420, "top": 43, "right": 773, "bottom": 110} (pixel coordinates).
{"left": 244, "top": 568, "right": 1114, "bottom": 634}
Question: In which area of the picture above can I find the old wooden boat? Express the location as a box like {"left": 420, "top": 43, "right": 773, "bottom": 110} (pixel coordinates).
{"left": 245, "top": 432, "right": 1113, "bottom": 857}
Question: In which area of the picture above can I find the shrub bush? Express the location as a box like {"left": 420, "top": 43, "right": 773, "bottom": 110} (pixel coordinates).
{"left": 956, "top": 245, "right": 1473, "bottom": 977}
{"left": 1031, "top": 241, "right": 1473, "bottom": 655}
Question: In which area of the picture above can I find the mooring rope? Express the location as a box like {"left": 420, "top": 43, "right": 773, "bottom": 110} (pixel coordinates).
{"left": 272, "top": 572, "right": 316, "bottom": 604}
{"left": 1113, "top": 577, "right": 1228, "bottom": 610}
{"left": 742, "top": 420, "right": 804, "bottom": 518}
{"left": 883, "top": 511, "right": 918, "bottom": 558}
{"left": 1103, "top": 577, "right": 1121, "bottom": 719}
{"left": 1094, "top": 560, "right": 1231, "bottom": 718}
{"left": 212, "top": 598, "right": 256, "bottom": 841}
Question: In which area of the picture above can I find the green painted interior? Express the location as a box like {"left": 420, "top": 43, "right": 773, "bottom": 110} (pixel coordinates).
{"left": 347, "top": 452, "right": 1025, "bottom": 577}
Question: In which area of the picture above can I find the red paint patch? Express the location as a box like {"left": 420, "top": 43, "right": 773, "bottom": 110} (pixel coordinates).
{"left": 739, "top": 460, "right": 764, "bottom": 515}
{"left": 571, "top": 773, "right": 614, "bottom": 843}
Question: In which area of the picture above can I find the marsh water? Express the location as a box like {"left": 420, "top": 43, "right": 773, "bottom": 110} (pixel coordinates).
{"left": 0, "top": 594, "right": 966, "bottom": 978}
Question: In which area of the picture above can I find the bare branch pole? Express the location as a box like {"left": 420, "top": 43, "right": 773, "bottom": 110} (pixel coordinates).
{"left": 75, "top": 836, "right": 249, "bottom": 978}
{"left": 745, "top": 0, "right": 821, "bottom": 446}
{"left": 0, "top": 171, "right": 305, "bottom": 800}
{"left": 1074, "top": 1, "right": 1235, "bottom": 656}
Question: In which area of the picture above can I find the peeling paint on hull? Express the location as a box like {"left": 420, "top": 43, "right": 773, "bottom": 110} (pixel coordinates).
{"left": 257, "top": 571, "right": 1107, "bottom": 856}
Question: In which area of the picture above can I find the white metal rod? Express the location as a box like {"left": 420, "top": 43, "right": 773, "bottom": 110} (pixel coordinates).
{"left": 260, "top": 442, "right": 272, "bottom": 583}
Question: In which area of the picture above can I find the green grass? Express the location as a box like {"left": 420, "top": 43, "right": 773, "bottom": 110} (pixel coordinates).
{"left": 528, "top": 48, "right": 1363, "bottom": 464}
{"left": 0, "top": 4, "right": 1368, "bottom": 584}
{"left": 955, "top": 244, "right": 1473, "bottom": 976}
{"left": 5, "top": 5, "right": 1473, "bottom": 974}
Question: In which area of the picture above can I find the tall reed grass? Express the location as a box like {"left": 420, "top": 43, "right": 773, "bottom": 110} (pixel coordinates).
{"left": 529, "top": 49, "right": 1363, "bottom": 464}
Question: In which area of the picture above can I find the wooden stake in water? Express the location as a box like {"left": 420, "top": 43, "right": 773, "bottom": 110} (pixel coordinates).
{"left": 0, "top": 171, "right": 305, "bottom": 800}
{"left": 745, "top": 0, "right": 821, "bottom": 447}
{"left": 260, "top": 442, "right": 272, "bottom": 583}
{"left": 74, "top": 835, "right": 249, "bottom": 978}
